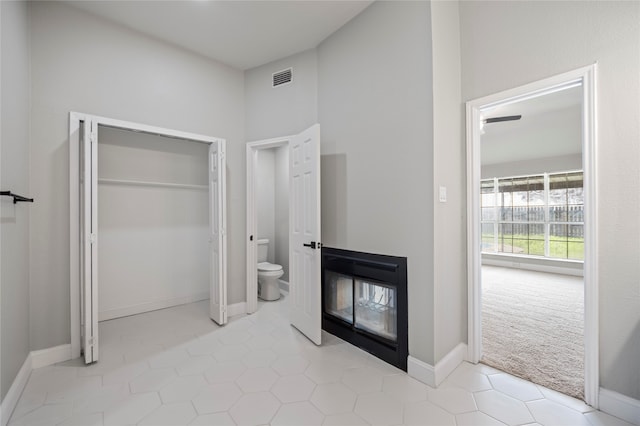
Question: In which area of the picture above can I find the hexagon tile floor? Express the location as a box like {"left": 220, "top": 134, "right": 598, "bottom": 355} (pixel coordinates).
{"left": 7, "top": 296, "right": 632, "bottom": 426}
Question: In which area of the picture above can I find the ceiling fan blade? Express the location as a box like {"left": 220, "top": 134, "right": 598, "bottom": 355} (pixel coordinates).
{"left": 483, "top": 115, "right": 522, "bottom": 124}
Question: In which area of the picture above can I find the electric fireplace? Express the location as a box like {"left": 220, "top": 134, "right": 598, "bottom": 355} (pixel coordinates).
{"left": 322, "top": 247, "right": 408, "bottom": 370}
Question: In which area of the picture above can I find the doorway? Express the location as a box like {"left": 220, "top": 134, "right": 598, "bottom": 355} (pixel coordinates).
{"left": 246, "top": 124, "right": 322, "bottom": 345}
{"left": 466, "top": 66, "right": 599, "bottom": 407}
{"left": 255, "top": 145, "right": 290, "bottom": 298}
{"left": 69, "top": 112, "right": 227, "bottom": 364}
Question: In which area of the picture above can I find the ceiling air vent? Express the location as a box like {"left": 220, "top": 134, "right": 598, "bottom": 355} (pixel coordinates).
{"left": 272, "top": 68, "right": 292, "bottom": 88}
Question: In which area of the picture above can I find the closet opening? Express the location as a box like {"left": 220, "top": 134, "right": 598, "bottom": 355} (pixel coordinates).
{"left": 97, "top": 125, "right": 211, "bottom": 319}
{"left": 70, "top": 113, "right": 227, "bottom": 364}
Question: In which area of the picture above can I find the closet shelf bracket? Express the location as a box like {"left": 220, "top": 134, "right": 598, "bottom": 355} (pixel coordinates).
{"left": 1, "top": 191, "right": 34, "bottom": 204}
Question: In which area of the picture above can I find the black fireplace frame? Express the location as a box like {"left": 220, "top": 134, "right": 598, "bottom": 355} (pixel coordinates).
{"left": 322, "top": 247, "right": 408, "bottom": 371}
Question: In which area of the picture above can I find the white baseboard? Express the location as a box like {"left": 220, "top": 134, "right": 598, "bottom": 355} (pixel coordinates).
{"left": 599, "top": 388, "right": 640, "bottom": 425}
{"left": 482, "top": 256, "right": 583, "bottom": 277}
{"left": 227, "top": 302, "right": 246, "bottom": 318}
{"left": 30, "top": 344, "right": 72, "bottom": 369}
{"left": 1, "top": 354, "right": 32, "bottom": 426}
{"left": 99, "top": 293, "right": 209, "bottom": 321}
{"left": 434, "top": 343, "right": 468, "bottom": 385}
{"left": 278, "top": 279, "right": 289, "bottom": 293}
{"left": 1, "top": 344, "right": 73, "bottom": 426}
{"left": 407, "top": 355, "right": 435, "bottom": 387}
{"left": 408, "top": 343, "right": 467, "bottom": 388}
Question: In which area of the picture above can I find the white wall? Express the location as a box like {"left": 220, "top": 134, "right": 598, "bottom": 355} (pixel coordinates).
{"left": 430, "top": 0, "right": 465, "bottom": 363}
{"left": 482, "top": 153, "right": 582, "bottom": 180}
{"left": 245, "top": 49, "right": 317, "bottom": 283}
{"left": 318, "top": 1, "right": 436, "bottom": 364}
{"left": 256, "top": 149, "right": 275, "bottom": 263}
{"left": 97, "top": 127, "right": 209, "bottom": 320}
{"left": 245, "top": 49, "right": 318, "bottom": 142}
{"left": 0, "top": 0, "right": 31, "bottom": 401}
{"left": 460, "top": 0, "right": 640, "bottom": 400}
{"left": 274, "top": 145, "right": 289, "bottom": 281}
{"left": 29, "top": 1, "right": 244, "bottom": 351}
{"left": 244, "top": 3, "right": 448, "bottom": 367}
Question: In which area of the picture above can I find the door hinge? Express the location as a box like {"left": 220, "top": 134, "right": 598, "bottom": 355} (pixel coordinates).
{"left": 89, "top": 233, "right": 97, "bottom": 244}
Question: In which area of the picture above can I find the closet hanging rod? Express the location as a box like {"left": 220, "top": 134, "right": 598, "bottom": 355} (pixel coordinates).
{"left": 1, "top": 191, "right": 34, "bottom": 204}
{"left": 97, "top": 178, "right": 208, "bottom": 191}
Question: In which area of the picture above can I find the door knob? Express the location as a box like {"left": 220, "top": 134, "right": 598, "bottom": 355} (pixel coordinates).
{"left": 303, "top": 241, "right": 316, "bottom": 249}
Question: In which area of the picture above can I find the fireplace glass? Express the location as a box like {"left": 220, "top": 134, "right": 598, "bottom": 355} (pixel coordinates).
{"left": 354, "top": 279, "right": 397, "bottom": 342}
{"left": 324, "top": 271, "right": 354, "bottom": 324}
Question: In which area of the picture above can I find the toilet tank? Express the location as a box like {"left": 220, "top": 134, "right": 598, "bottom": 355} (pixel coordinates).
{"left": 257, "top": 239, "right": 269, "bottom": 263}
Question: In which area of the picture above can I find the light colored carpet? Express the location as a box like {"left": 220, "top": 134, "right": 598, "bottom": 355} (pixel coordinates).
{"left": 481, "top": 265, "right": 585, "bottom": 400}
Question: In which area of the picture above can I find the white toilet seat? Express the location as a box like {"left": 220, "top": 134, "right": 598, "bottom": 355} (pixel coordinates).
{"left": 258, "top": 262, "right": 283, "bottom": 272}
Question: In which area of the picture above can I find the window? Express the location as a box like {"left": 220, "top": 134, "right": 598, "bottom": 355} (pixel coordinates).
{"left": 481, "top": 171, "right": 584, "bottom": 260}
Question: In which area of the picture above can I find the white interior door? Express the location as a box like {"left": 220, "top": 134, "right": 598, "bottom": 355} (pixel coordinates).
{"left": 289, "top": 124, "right": 322, "bottom": 345}
{"left": 81, "top": 119, "right": 99, "bottom": 364}
{"left": 209, "top": 140, "right": 227, "bottom": 324}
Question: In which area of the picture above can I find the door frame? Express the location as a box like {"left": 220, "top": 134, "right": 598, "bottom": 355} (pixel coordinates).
{"left": 465, "top": 64, "right": 599, "bottom": 406}
{"left": 245, "top": 136, "right": 292, "bottom": 314}
{"left": 69, "top": 112, "right": 227, "bottom": 360}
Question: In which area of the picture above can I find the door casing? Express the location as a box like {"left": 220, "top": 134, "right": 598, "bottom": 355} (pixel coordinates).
{"left": 245, "top": 124, "right": 322, "bottom": 347}
{"left": 245, "top": 136, "right": 291, "bottom": 315}
{"left": 465, "top": 64, "right": 599, "bottom": 406}
{"left": 69, "top": 112, "right": 227, "bottom": 361}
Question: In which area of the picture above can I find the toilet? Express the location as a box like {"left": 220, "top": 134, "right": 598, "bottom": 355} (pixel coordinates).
{"left": 257, "top": 239, "right": 283, "bottom": 301}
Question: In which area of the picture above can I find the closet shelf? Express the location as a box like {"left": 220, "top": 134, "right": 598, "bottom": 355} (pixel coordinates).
{"left": 98, "top": 178, "right": 207, "bottom": 191}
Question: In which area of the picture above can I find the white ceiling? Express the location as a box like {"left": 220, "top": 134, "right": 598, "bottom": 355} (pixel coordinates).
{"left": 481, "top": 85, "right": 583, "bottom": 165}
{"left": 63, "top": 0, "right": 373, "bottom": 70}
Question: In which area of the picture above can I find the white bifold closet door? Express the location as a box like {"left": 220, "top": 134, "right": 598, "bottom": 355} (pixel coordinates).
{"left": 77, "top": 114, "right": 227, "bottom": 364}
{"left": 209, "top": 140, "right": 227, "bottom": 325}
{"left": 80, "top": 119, "right": 99, "bottom": 364}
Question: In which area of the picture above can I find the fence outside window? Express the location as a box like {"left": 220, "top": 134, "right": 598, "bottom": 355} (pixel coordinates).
{"left": 481, "top": 171, "right": 584, "bottom": 260}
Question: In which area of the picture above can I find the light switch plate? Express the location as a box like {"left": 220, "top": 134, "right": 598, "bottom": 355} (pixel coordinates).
{"left": 439, "top": 186, "right": 447, "bottom": 203}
